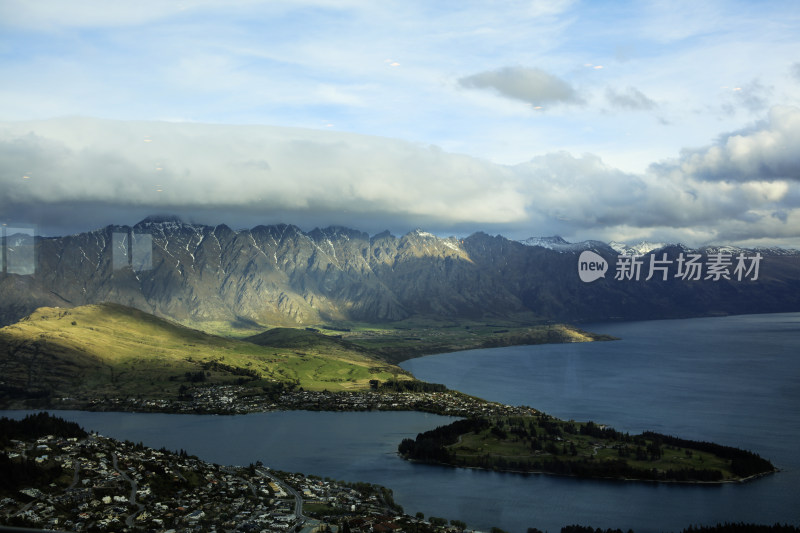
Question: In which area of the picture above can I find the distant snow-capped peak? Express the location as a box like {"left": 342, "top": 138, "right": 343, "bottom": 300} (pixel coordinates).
{"left": 519, "top": 236, "right": 570, "bottom": 248}
{"left": 609, "top": 241, "right": 669, "bottom": 255}
{"left": 412, "top": 228, "right": 436, "bottom": 239}
{"left": 518, "top": 236, "right": 608, "bottom": 253}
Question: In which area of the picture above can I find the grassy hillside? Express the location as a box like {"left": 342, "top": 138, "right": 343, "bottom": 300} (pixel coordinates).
{"left": 310, "top": 318, "right": 615, "bottom": 364}
{"left": 0, "top": 303, "right": 410, "bottom": 402}
{"left": 245, "top": 327, "right": 367, "bottom": 353}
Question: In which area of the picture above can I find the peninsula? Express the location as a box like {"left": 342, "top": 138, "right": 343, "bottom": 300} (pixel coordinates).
{"left": 398, "top": 414, "right": 777, "bottom": 483}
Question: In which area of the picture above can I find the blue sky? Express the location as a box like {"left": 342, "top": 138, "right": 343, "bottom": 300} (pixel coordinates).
{"left": 1, "top": 0, "right": 799, "bottom": 247}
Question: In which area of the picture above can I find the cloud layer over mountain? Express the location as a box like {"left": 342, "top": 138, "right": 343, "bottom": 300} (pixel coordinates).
{"left": 2, "top": 109, "right": 799, "bottom": 247}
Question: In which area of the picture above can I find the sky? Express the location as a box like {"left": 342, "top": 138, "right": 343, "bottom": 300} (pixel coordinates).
{"left": 1, "top": 0, "right": 799, "bottom": 247}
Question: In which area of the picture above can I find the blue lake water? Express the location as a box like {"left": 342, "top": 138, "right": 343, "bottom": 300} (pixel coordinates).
{"left": 4, "top": 313, "right": 800, "bottom": 532}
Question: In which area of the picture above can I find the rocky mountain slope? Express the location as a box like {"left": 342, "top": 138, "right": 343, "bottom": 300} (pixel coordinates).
{"left": 1, "top": 218, "right": 799, "bottom": 328}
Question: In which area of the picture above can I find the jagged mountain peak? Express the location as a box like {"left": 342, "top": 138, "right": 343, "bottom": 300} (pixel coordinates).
{"left": 136, "top": 214, "right": 185, "bottom": 226}
{"left": 408, "top": 228, "right": 437, "bottom": 238}
{"left": 609, "top": 240, "right": 669, "bottom": 255}
{"left": 2, "top": 219, "right": 799, "bottom": 330}
{"left": 520, "top": 235, "right": 569, "bottom": 247}
{"left": 370, "top": 230, "right": 395, "bottom": 243}
{"left": 519, "top": 235, "right": 610, "bottom": 253}
{"left": 308, "top": 226, "right": 370, "bottom": 242}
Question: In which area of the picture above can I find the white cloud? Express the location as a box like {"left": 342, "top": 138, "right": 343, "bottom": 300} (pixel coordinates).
{"left": 2, "top": 113, "right": 800, "bottom": 248}
{"left": 0, "top": 117, "right": 524, "bottom": 225}
{"left": 0, "top": 0, "right": 198, "bottom": 28}
{"left": 0, "top": 0, "right": 347, "bottom": 29}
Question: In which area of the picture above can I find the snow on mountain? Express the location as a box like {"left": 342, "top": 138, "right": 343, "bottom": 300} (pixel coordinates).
{"left": 411, "top": 228, "right": 436, "bottom": 239}
{"left": 700, "top": 245, "right": 800, "bottom": 256}
{"left": 609, "top": 241, "right": 669, "bottom": 255}
{"left": 521, "top": 235, "right": 798, "bottom": 257}
{"left": 518, "top": 236, "right": 608, "bottom": 253}
{"left": 520, "top": 236, "right": 569, "bottom": 248}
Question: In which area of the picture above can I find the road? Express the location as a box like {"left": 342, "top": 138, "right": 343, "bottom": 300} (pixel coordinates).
{"left": 67, "top": 460, "right": 81, "bottom": 490}
{"left": 256, "top": 467, "right": 307, "bottom": 529}
{"left": 111, "top": 452, "right": 145, "bottom": 528}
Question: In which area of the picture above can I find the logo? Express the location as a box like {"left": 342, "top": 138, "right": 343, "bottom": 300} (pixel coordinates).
{"left": 577, "top": 251, "right": 762, "bottom": 283}
{"left": 578, "top": 251, "right": 608, "bottom": 283}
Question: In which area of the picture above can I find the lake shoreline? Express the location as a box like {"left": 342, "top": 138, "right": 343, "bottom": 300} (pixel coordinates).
{"left": 399, "top": 456, "right": 780, "bottom": 486}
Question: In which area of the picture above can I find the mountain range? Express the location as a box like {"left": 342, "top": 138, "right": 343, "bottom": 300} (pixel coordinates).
{"left": 1, "top": 216, "right": 799, "bottom": 330}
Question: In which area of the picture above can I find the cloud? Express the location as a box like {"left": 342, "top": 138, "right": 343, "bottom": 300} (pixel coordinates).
{"left": 0, "top": 0, "right": 196, "bottom": 28}
{"left": 510, "top": 148, "right": 800, "bottom": 247}
{"left": 508, "top": 106, "right": 800, "bottom": 245}
{"left": 458, "top": 67, "right": 583, "bottom": 107}
{"left": 0, "top": 0, "right": 335, "bottom": 29}
{"left": 513, "top": 152, "right": 648, "bottom": 225}
{"left": 0, "top": 117, "right": 525, "bottom": 235}
{"left": 654, "top": 106, "right": 800, "bottom": 183}
{"left": 2, "top": 112, "right": 800, "bottom": 249}
{"left": 732, "top": 80, "right": 772, "bottom": 113}
{"left": 605, "top": 86, "right": 657, "bottom": 111}
{"left": 793, "top": 62, "right": 800, "bottom": 82}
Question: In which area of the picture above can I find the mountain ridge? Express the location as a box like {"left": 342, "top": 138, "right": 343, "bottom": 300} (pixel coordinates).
{"left": 1, "top": 218, "right": 799, "bottom": 329}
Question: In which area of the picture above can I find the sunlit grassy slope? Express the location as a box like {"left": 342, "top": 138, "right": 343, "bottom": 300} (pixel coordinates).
{"left": 0, "top": 303, "right": 410, "bottom": 399}
{"left": 321, "top": 318, "right": 615, "bottom": 364}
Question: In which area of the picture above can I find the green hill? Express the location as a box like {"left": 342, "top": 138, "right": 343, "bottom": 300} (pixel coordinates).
{"left": 245, "top": 327, "right": 364, "bottom": 352}
{"left": 0, "top": 303, "right": 410, "bottom": 403}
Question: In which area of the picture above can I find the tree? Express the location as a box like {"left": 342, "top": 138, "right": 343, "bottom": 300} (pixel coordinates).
{"left": 451, "top": 519, "right": 467, "bottom": 531}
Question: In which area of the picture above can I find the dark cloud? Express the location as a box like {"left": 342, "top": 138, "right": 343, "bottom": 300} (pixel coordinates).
{"left": 772, "top": 210, "right": 788, "bottom": 222}
{"left": 605, "top": 86, "right": 657, "bottom": 111}
{"left": 458, "top": 67, "right": 583, "bottom": 107}
{"left": 510, "top": 142, "right": 800, "bottom": 247}
{"left": 653, "top": 105, "right": 800, "bottom": 183}
{"left": 1, "top": 200, "right": 497, "bottom": 240}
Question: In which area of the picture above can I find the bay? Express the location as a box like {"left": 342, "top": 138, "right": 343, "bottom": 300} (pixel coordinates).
{"left": 4, "top": 313, "right": 800, "bottom": 532}
{"left": 400, "top": 313, "right": 800, "bottom": 531}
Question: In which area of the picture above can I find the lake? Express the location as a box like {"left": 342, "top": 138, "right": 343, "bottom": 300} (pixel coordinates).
{"left": 4, "top": 313, "right": 800, "bottom": 532}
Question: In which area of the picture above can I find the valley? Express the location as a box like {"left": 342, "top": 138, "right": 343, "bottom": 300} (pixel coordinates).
{"left": 0, "top": 302, "right": 609, "bottom": 411}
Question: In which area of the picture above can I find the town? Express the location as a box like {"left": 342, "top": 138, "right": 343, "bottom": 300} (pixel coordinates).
{"left": 0, "top": 387, "right": 540, "bottom": 533}
{"left": 49, "top": 385, "right": 539, "bottom": 419}
{"left": 1, "top": 416, "right": 476, "bottom": 532}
